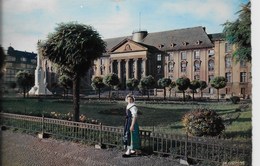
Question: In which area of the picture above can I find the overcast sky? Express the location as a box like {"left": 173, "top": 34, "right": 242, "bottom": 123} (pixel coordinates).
{"left": 1, "top": 0, "right": 250, "bottom": 53}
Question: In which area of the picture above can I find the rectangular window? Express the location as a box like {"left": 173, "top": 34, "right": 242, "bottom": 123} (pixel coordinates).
{"left": 169, "top": 52, "right": 174, "bottom": 61}
{"left": 168, "top": 62, "right": 174, "bottom": 72}
{"left": 181, "top": 52, "right": 186, "bottom": 60}
{"left": 157, "top": 65, "right": 162, "bottom": 74}
{"left": 181, "top": 62, "right": 187, "bottom": 72}
{"left": 21, "top": 57, "right": 27, "bottom": 62}
{"left": 225, "top": 57, "right": 232, "bottom": 68}
{"left": 194, "top": 75, "right": 200, "bottom": 80}
{"left": 240, "top": 60, "right": 246, "bottom": 67}
{"left": 100, "top": 58, "right": 104, "bottom": 65}
{"left": 157, "top": 54, "right": 161, "bottom": 61}
{"left": 225, "top": 72, "right": 232, "bottom": 82}
{"left": 194, "top": 61, "right": 200, "bottom": 71}
{"left": 209, "top": 75, "right": 214, "bottom": 83}
{"left": 194, "top": 50, "right": 200, "bottom": 59}
{"left": 225, "top": 43, "right": 232, "bottom": 53}
{"left": 240, "top": 72, "right": 247, "bottom": 82}
{"left": 31, "top": 59, "right": 36, "bottom": 64}
{"left": 226, "top": 88, "right": 231, "bottom": 94}
{"left": 208, "top": 49, "right": 214, "bottom": 57}
{"left": 241, "top": 88, "right": 246, "bottom": 96}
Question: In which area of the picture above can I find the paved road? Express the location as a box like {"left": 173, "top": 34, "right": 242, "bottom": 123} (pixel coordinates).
{"left": 1, "top": 130, "right": 183, "bottom": 166}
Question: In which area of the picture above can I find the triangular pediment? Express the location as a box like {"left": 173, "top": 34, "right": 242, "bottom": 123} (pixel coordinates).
{"left": 110, "top": 39, "right": 148, "bottom": 53}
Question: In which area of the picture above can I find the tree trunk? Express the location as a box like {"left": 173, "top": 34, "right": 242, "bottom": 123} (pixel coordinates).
{"left": 109, "top": 86, "right": 111, "bottom": 99}
{"left": 183, "top": 90, "right": 185, "bottom": 101}
{"left": 147, "top": 89, "right": 150, "bottom": 100}
{"left": 163, "top": 87, "right": 166, "bottom": 100}
{"left": 201, "top": 90, "right": 203, "bottom": 98}
{"left": 23, "top": 88, "right": 26, "bottom": 98}
{"left": 192, "top": 90, "right": 195, "bottom": 101}
{"left": 98, "top": 88, "right": 101, "bottom": 99}
{"left": 217, "top": 89, "right": 219, "bottom": 102}
{"left": 73, "top": 77, "right": 80, "bottom": 122}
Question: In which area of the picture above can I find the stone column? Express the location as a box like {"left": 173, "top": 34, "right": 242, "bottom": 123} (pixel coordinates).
{"left": 117, "top": 59, "right": 121, "bottom": 80}
{"left": 110, "top": 59, "right": 113, "bottom": 73}
{"left": 125, "top": 59, "right": 129, "bottom": 81}
{"left": 97, "top": 59, "right": 101, "bottom": 75}
{"left": 142, "top": 58, "right": 147, "bottom": 77}
{"left": 134, "top": 59, "right": 138, "bottom": 79}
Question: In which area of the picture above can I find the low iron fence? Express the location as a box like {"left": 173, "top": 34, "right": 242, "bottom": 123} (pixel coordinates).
{"left": 0, "top": 113, "right": 251, "bottom": 165}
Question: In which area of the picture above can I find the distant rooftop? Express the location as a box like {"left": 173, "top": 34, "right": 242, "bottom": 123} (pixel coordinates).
{"left": 104, "top": 26, "right": 216, "bottom": 52}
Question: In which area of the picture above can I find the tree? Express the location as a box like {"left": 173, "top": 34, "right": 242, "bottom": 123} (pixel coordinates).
{"left": 168, "top": 81, "right": 176, "bottom": 98}
{"left": 0, "top": 46, "right": 6, "bottom": 79}
{"left": 158, "top": 78, "right": 172, "bottom": 100}
{"left": 198, "top": 80, "right": 207, "bottom": 98}
{"left": 223, "top": 2, "right": 251, "bottom": 62}
{"left": 91, "top": 76, "right": 105, "bottom": 99}
{"left": 58, "top": 74, "right": 73, "bottom": 98}
{"left": 16, "top": 71, "right": 34, "bottom": 98}
{"left": 189, "top": 80, "right": 200, "bottom": 101}
{"left": 139, "top": 75, "right": 155, "bottom": 99}
{"left": 103, "top": 73, "right": 120, "bottom": 99}
{"left": 40, "top": 22, "right": 106, "bottom": 121}
{"left": 210, "top": 76, "right": 227, "bottom": 101}
{"left": 126, "top": 78, "right": 139, "bottom": 94}
{"left": 182, "top": 108, "right": 225, "bottom": 137}
{"left": 176, "top": 76, "right": 190, "bottom": 101}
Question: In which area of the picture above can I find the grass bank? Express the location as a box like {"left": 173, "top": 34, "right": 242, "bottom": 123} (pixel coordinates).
{"left": 1, "top": 97, "right": 251, "bottom": 141}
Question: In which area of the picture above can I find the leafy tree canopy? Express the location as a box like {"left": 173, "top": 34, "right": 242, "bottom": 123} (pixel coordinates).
{"left": 176, "top": 76, "right": 190, "bottom": 91}
{"left": 91, "top": 76, "right": 105, "bottom": 90}
{"left": 158, "top": 78, "right": 172, "bottom": 88}
{"left": 223, "top": 2, "right": 251, "bottom": 62}
{"left": 210, "top": 76, "right": 227, "bottom": 89}
{"left": 40, "top": 22, "right": 106, "bottom": 79}
{"left": 189, "top": 80, "right": 200, "bottom": 91}
{"left": 103, "top": 73, "right": 120, "bottom": 87}
{"left": 139, "top": 75, "right": 156, "bottom": 89}
{"left": 199, "top": 80, "right": 207, "bottom": 90}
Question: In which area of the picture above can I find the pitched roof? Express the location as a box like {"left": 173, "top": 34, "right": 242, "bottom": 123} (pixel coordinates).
{"left": 142, "top": 26, "right": 214, "bottom": 51}
{"left": 208, "top": 33, "right": 224, "bottom": 41}
{"left": 7, "top": 46, "right": 37, "bottom": 60}
{"left": 104, "top": 36, "right": 131, "bottom": 52}
{"left": 104, "top": 26, "right": 214, "bottom": 52}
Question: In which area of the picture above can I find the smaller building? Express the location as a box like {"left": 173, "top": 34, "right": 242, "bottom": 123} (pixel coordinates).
{"left": 3, "top": 46, "right": 37, "bottom": 87}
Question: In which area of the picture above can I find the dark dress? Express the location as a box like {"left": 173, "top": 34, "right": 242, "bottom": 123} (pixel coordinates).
{"left": 123, "top": 105, "right": 140, "bottom": 150}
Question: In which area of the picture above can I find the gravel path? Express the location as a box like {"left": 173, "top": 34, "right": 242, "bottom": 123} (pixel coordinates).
{"left": 1, "top": 130, "right": 182, "bottom": 166}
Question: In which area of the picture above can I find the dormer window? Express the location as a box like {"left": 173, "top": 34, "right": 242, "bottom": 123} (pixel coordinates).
{"left": 182, "top": 42, "right": 189, "bottom": 46}
{"left": 196, "top": 40, "right": 202, "bottom": 45}
{"left": 170, "top": 43, "right": 176, "bottom": 47}
{"left": 21, "top": 57, "right": 27, "bottom": 62}
{"left": 158, "top": 44, "right": 164, "bottom": 48}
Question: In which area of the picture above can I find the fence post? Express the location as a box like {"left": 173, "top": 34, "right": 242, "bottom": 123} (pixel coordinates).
{"left": 42, "top": 113, "right": 44, "bottom": 134}
{"left": 180, "top": 132, "right": 190, "bottom": 165}
{"left": 100, "top": 123, "right": 102, "bottom": 145}
{"left": 38, "top": 113, "right": 45, "bottom": 139}
{"left": 95, "top": 123, "right": 103, "bottom": 149}
{"left": 185, "top": 132, "right": 188, "bottom": 159}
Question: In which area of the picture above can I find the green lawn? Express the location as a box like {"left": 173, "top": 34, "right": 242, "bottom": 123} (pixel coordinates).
{"left": 1, "top": 98, "right": 252, "bottom": 141}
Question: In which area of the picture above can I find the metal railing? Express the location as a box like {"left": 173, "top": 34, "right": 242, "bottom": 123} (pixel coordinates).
{"left": 0, "top": 113, "right": 251, "bottom": 165}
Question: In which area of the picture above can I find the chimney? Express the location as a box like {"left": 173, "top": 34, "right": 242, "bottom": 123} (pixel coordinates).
{"left": 132, "top": 30, "right": 148, "bottom": 43}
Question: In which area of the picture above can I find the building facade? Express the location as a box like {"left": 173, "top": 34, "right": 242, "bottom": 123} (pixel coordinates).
{"left": 93, "top": 26, "right": 252, "bottom": 98}
{"left": 3, "top": 46, "right": 58, "bottom": 90}
{"left": 3, "top": 46, "right": 37, "bottom": 87}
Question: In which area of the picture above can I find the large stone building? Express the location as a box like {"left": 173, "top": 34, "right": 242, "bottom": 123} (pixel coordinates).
{"left": 93, "top": 26, "right": 252, "bottom": 98}
{"left": 3, "top": 46, "right": 37, "bottom": 87}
